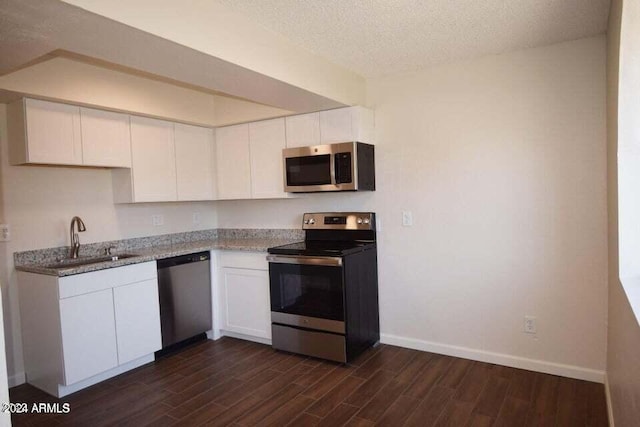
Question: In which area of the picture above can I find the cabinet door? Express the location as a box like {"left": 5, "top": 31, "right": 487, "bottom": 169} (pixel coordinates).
{"left": 249, "top": 118, "right": 287, "bottom": 199}
{"left": 130, "top": 116, "right": 177, "bottom": 202}
{"left": 221, "top": 267, "right": 271, "bottom": 339}
{"left": 215, "top": 124, "right": 251, "bottom": 200}
{"left": 175, "top": 123, "right": 216, "bottom": 201}
{"left": 59, "top": 289, "right": 118, "bottom": 385}
{"left": 319, "top": 107, "right": 354, "bottom": 144}
{"left": 113, "top": 279, "right": 162, "bottom": 365}
{"left": 80, "top": 107, "right": 132, "bottom": 167}
{"left": 25, "top": 99, "right": 83, "bottom": 165}
{"left": 285, "top": 113, "right": 320, "bottom": 148}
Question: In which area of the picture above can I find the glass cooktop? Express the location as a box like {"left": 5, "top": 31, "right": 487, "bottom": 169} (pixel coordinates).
{"left": 267, "top": 240, "right": 375, "bottom": 257}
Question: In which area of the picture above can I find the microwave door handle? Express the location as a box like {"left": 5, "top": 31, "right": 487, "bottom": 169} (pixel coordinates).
{"left": 330, "top": 153, "right": 337, "bottom": 185}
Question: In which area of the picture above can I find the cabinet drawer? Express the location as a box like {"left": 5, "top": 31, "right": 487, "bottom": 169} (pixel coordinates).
{"left": 58, "top": 261, "right": 157, "bottom": 299}
{"left": 218, "top": 251, "right": 268, "bottom": 270}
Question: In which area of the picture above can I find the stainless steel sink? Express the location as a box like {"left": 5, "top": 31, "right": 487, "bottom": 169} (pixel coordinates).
{"left": 45, "top": 254, "right": 138, "bottom": 269}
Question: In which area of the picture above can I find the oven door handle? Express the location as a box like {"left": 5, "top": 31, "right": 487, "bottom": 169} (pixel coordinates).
{"left": 267, "top": 255, "right": 343, "bottom": 267}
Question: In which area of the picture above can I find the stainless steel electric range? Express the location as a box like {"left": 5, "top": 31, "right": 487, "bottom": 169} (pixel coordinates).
{"left": 267, "top": 212, "right": 380, "bottom": 363}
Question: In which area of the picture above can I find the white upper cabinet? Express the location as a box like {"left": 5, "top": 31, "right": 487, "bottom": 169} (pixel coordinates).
{"left": 249, "top": 118, "right": 287, "bottom": 199}
{"left": 9, "top": 98, "right": 374, "bottom": 203}
{"left": 80, "top": 107, "right": 132, "bottom": 168}
{"left": 8, "top": 99, "right": 133, "bottom": 167}
{"left": 114, "top": 120, "right": 218, "bottom": 203}
{"left": 319, "top": 106, "right": 375, "bottom": 144}
{"left": 215, "top": 124, "right": 252, "bottom": 200}
{"left": 9, "top": 98, "right": 83, "bottom": 166}
{"left": 285, "top": 112, "right": 320, "bottom": 148}
{"left": 174, "top": 123, "right": 216, "bottom": 201}
{"left": 115, "top": 116, "right": 177, "bottom": 203}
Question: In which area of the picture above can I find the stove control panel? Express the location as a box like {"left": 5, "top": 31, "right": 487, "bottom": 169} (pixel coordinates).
{"left": 302, "top": 212, "right": 375, "bottom": 230}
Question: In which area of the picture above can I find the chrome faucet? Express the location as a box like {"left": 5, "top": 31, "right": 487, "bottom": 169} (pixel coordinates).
{"left": 69, "top": 216, "right": 87, "bottom": 259}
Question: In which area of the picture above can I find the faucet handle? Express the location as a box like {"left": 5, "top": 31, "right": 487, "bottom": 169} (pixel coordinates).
{"left": 104, "top": 246, "right": 116, "bottom": 256}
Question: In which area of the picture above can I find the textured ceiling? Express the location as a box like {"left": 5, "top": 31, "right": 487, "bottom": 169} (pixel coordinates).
{"left": 214, "top": 0, "right": 610, "bottom": 78}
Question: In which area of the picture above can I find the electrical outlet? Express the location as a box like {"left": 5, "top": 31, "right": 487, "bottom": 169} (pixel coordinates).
{"left": 151, "top": 214, "right": 164, "bottom": 227}
{"left": 524, "top": 316, "right": 537, "bottom": 334}
{"left": 0, "top": 224, "right": 10, "bottom": 242}
{"left": 193, "top": 212, "right": 201, "bottom": 225}
{"left": 402, "top": 211, "right": 413, "bottom": 227}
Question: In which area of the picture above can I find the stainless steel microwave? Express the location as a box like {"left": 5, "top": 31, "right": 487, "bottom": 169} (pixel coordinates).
{"left": 283, "top": 142, "right": 375, "bottom": 193}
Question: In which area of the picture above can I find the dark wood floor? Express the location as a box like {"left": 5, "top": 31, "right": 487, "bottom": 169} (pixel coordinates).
{"left": 10, "top": 337, "right": 608, "bottom": 426}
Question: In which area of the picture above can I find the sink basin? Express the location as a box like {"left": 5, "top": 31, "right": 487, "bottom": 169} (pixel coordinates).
{"left": 45, "top": 254, "right": 138, "bottom": 269}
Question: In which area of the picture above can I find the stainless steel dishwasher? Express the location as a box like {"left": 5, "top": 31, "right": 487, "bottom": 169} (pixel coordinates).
{"left": 157, "top": 252, "right": 212, "bottom": 349}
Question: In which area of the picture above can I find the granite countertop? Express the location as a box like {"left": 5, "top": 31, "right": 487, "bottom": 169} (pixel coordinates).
{"left": 14, "top": 230, "right": 302, "bottom": 277}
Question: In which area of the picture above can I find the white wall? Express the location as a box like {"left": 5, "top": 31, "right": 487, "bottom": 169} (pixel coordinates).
{"left": 607, "top": 0, "right": 640, "bottom": 424}
{"left": 617, "top": 0, "right": 640, "bottom": 279}
{"left": 218, "top": 36, "right": 609, "bottom": 379}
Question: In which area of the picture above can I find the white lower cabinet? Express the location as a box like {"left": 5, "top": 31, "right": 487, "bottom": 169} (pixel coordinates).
{"left": 221, "top": 268, "right": 271, "bottom": 339}
{"left": 18, "top": 262, "right": 161, "bottom": 397}
{"left": 217, "top": 251, "right": 271, "bottom": 341}
{"left": 113, "top": 279, "right": 162, "bottom": 365}
{"left": 59, "top": 289, "right": 119, "bottom": 386}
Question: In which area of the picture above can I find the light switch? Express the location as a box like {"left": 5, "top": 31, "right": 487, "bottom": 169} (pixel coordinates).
{"left": 151, "top": 215, "right": 164, "bottom": 227}
{"left": 0, "top": 224, "right": 10, "bottom": 241}
{"left": 402, "top": 211, "right": 413, "bottom": 227}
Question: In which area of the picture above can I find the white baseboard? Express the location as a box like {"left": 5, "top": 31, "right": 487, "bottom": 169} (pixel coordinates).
{"left": 56, "top": 354, "right": 154, "bottom": 397}
{"left": 8, "top": 372, "right": 25, "bottom": 388}
{"left": 220, "top": 330, "right": 272, "bottom": 346}
{"left": 605, "top": 374, "right": 615, "bottom": 426}
{"left": 380, "top": 333, "right": 605, "bottom": 383}
{"left": 206, "top": 329, "right": 222, "bottom": 340}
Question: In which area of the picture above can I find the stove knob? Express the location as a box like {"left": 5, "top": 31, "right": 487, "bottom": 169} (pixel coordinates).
{"left": 304, "top": 219, "right": 309, "bottom": 225}
{"left": 357, "top": 218, "right": 363, "bottom": 224}
{"left": 363, "top": 218, "right": 370, "bottom": 224}
{"left": 308, "top": 218, "right": 315, "bottom": 225}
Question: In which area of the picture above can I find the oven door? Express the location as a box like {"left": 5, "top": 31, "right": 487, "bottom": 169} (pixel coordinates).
{"left": 267, "top": 255, "right": 345, "bottom": 334}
